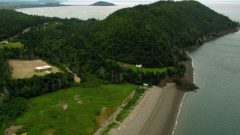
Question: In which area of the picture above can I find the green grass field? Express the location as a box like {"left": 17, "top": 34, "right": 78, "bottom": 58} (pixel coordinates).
{"left": 118, "top": 62, "right": 174, "bottom": 73}
{"left": 14, "top": 84, "right": 137, "bottom": 135}
{"left": 0, "top": 42, "right": 23, "bottom": 49}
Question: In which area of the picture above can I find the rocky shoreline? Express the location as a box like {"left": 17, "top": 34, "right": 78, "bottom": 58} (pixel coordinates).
{"left": 185, "top": 26, "right": 239, "bottom": 52}
{"left": 177, "top": 26, "right": 239, "bottom": 92}
{"left": 170, "top": 26, "right": 240, "bottom": 135}
{"left": 102, "top": 26, "right": 239, "bottom": 135}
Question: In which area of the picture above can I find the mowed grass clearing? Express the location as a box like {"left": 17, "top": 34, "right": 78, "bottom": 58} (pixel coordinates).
{"left": 14, "top": 84, "right": 137, "bottom": 135}
{"left": 0, "top": 42, "right": 23, "bottom": 49}
{"left": 118, "top": 62, "right": 174, "bottom": 73}
{"left": 9, "top": 59, "right": 60, "bottom": 79}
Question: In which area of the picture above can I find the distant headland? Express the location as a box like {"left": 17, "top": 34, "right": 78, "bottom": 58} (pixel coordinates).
{"left": 90, "top": 1, "right": 116, "bottom": 6}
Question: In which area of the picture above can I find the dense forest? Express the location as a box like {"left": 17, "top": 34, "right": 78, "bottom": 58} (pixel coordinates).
{"left": 95, "top": 1, "right": 238, "bottom": 67}
{"left": 16, "top": 19, "right": 182, "bottom": 84}
{"left": 0, "top": 0, "right": 239, "bottom": 132}
{"left": 0, "top": 10, "right": 47, "bottom": 40}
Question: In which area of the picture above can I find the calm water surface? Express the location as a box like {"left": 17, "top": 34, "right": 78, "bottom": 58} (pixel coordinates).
{"left": 174, "top": 3, "right": 240, "bottom": 135}
{"left": 16, "top": 6, "right": 129, "bottom": 20}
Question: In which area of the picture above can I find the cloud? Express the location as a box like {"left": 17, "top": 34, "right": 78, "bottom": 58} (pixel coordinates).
{"left": 63, "top": 0, "right": 157, "bottom": 5}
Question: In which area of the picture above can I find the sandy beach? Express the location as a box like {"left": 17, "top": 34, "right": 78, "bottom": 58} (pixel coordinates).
{"left": 109, "top": 84, "right": 184, "bottom": 135}
{"left": 109, "top": 58, "right": 193, "bottom": 135}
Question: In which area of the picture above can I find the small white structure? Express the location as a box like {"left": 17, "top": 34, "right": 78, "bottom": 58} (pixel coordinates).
{"left": 136, "top": 64, "right": 142, "bottom": 68}
{"left": 141, "top": 83, "right": 149, "bottom": 89}
{"left": 35, "top": 65, "right": 52, "bottom": 72}
{"left": 143, "top": 83, "right": 149, "bottom": 87}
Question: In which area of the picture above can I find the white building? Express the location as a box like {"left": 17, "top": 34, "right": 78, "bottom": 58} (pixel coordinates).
{"left": 35, "top": 65, "right": 52, "bottom": 72}
{"left": 136, "top": 64, "right": 142, "bottom": 68}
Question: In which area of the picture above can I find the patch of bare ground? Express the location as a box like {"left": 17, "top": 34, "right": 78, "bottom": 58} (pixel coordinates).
{"left": 58, "top": 101, "right": 68, "bottom": 110}
{"left": 41, "top": 129, "right": 55, "bottom": 135}
{"left": 9, "top": 59, "right": 60, "bottom": 79}
{"left": 74, "top": 74, "right": 81, "bottom": 83}
{"left": 65, "top": 67, "right": 81, "bottom": 83}
{"left": 73, "top": 94, "right": 83, "bottom": 104}
{"left": 159, "top": 76, "right": 174, "bottom": 87}
{"left": 119, "top": 63, "right": 129, "bottom": 68}
{"left": 96, "top": 107, "right": 113, "bottom": 127}
{"left": 5, "top": 125, "right": 23, "bottom": 135}
{"left": 22, "top": 28, "right": 31, "bottom": 34}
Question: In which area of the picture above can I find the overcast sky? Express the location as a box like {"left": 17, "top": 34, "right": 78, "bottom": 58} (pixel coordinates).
{"left": 63, "top": 0, "right": 154, "bottom": 5}
{"left": 1, "top": 0, "right": 240, "bottom": 5}
{"left": 61, "top": 0, "right": 240, "bottom": 5}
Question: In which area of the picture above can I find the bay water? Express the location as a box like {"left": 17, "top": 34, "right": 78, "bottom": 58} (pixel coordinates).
{"left": 16, "top": 5, "right": 129, "bottom": 20}
{"left": 174, "top": 3, "right": 240, "bottom": 135}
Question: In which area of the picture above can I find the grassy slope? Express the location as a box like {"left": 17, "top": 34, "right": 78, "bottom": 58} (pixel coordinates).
{"left": 119, "top": 62, "right": 175, "bottom": 73}
{"left": 14, "top": 84, "right": 137, "bottom": 135}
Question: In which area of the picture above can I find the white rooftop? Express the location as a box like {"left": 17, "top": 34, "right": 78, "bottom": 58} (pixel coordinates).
{"left": 136, "top": 64, "right": 142, "bottom": 68}
{"left": 35, "top": 65, "right": 52, "bottom": 70}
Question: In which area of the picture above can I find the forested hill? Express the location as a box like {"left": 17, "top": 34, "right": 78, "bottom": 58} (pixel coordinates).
{"left": 0, "top": 10, "right": 46, "bottom": 40}
{"left": 95, "top": 1, "right": 238, "bottom": 68}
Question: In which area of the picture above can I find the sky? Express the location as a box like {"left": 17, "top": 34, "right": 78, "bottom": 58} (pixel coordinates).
{"left": 62, "top": 0, "right": 240, "bottom": 5}
{"left": 63, "top": 0, "right": 157, "bottom": 5}
{"left": 1, "top": 0, "right": 240, "bottom": 5}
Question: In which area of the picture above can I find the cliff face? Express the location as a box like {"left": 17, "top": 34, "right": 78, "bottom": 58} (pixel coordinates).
{"left": 94, "top": 1, "right": 239, "bottom": 68}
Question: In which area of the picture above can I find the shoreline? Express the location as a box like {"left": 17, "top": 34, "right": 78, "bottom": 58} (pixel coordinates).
{"left": 184, "top": 27, "right": 239, "bottom": 52}
{"left": 109, "top": 84, "right": 186, "bottom": 135}
{"left": 108, "top": 57, "right": 194, "bottom": 135}
{"left": 171, "top": 27, "right": 239, "bottom": 135}
{"left": 107, "top": 27, "right": 238, "bottom": 135}
{"left": 171, "top": 56, "right": 194, "bottom": 135}
{"left": 171, "top": 93, "right": 186, "bottom": 135}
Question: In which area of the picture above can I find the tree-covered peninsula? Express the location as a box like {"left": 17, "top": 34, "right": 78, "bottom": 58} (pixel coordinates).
{"left": 95, "top": 1, "right": 238, "bottom": 67}
{"left": 0, "top": 1, "right": 238, "bottom": 134}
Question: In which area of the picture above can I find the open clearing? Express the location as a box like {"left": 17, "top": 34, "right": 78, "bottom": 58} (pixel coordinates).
{"left": 0, "top": 42, "right": 23, "bottom": 49}
{"left": 9, "top": 59, "right": 60, "bottom": 79}
{"left": 118, "top": 62, "right": 175, "bottom": 73}
{"left": 13, "top": 84, "right": 137, "bottom": 135}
